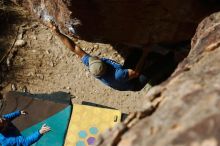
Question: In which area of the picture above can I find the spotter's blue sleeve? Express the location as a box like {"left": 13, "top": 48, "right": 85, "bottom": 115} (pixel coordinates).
{"left": 2, "top": 110, "right": 21, "bottom": 121}
{"left": 22, "top": 131, "right": 42, "bottom": 146}
{"left": 1, "top": 131, "right": 42, "bottom": 146}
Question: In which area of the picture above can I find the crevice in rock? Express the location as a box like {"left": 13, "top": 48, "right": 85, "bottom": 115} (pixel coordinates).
{"left": 116, "top": 41, "right": 191, "bottom": 90}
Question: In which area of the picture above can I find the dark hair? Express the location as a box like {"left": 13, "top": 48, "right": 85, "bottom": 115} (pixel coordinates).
{"left": 0, "top": 118, "right": 8, "bottom": 132}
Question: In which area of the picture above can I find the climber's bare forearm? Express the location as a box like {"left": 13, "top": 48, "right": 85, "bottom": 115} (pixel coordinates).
{"left": 135, "top": 48, "right": 150, "bottom": 74}
{"left": 55, "top": 31, "right": 87, "bottom": 58}
{"left": 55, "top": 31, "right": 75, "bottom": 51}
{"left": 128, "top": 48, "right": 150, "bottom": 80}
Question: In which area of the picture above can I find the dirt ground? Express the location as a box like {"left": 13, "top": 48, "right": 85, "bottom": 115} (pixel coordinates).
{"left": 0, "top": 4, "right": 153, "bottom": 114}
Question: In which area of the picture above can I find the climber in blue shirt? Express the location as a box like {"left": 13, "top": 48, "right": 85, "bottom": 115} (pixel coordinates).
{"left": 49, "top": 22, "right": 149, "bottom": 91}
{"left": 0, "top": 110, "right": 51, "bottom": 146}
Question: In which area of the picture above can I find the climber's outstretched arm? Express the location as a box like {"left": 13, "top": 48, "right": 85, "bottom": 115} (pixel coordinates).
{"left": 49, "top": 23, "right": 87, "bottom": 58}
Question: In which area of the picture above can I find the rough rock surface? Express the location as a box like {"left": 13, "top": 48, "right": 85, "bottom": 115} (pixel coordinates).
{"left": 12, "top": 0, "right": 220, "bottom": 45}
{"left": 95, "top": 12, "right": 220, "bottom": 146}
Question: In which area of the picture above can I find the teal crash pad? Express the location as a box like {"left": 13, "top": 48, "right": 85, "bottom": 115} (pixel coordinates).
{"left": 22, "top": 106, "right": 72, "bottom": 146}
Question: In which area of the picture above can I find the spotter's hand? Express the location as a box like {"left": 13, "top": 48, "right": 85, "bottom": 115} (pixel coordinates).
{"left": 39, "top": 124, "right": 51, "bottom": 135}
{"left": 20, "top": 110, "right": 28, "bottom": 115}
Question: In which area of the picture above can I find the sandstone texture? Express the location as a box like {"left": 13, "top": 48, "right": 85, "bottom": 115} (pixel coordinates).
{"left": 12, "top": 0, "right": 220, "bottom": 45}
{"left": 6, "top": 1, "right": 220, "bottom": 145}
{"left": 95, "top": 12, "right": 220, "bottom": 146}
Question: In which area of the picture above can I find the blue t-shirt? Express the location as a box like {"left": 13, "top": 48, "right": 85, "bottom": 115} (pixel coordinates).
{"left": 82, "top": 55, "right": 135, "bottom": 91}
{"left": 0, "top": 111, "right": 42, "bottom": 146}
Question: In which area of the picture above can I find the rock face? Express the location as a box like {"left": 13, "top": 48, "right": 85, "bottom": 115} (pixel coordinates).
{"left": 94, "top": 12, "right": 220, "bottom": 146}
{"left": 10, "top": 1, "right": 220, "bottom": 145}
{"left": 12, "top": 0, "right": 220, "bottom": 45}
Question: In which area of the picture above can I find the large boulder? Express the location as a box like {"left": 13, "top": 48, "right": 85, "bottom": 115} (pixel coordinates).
{"left": 95, "top": 12, "right": 220, "bottom": 146}
{"left": 12, "top": 0, "right": 220, "bottom": 45}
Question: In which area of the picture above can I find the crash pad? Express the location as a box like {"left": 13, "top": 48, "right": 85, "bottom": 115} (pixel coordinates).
{"left": 64, "top": 104, "right": 121, "bottom": 146}
{"left": 1, "top": 91, "right": 72, "bottom": 146}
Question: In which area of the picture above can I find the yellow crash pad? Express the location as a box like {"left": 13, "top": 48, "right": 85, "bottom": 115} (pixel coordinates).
{"left": 64, "top": 104, "right": 121, "bottom": 146}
